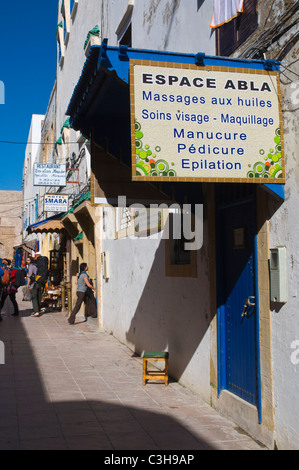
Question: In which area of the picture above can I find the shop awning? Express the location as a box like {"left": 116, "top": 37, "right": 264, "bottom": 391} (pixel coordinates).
{"left": 27, "top": 215, "right": 65, "bottom": 234}
{"left": 14, "top": 239, "right": 39, "bottom": 251}
{"left": 67, "top": 40, "right": 272, "bottom": 151}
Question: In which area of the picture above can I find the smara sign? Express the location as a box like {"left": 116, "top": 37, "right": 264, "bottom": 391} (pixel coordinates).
{"left": 130, "top": 60, "right": 285, "bottom": 183}
{"left": 44, "top": 194, "right": 69, "bottom": 212}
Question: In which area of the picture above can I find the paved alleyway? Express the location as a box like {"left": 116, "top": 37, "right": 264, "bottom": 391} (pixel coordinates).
{"left": 0, "top": 291, "right": 267, "bottom": 451}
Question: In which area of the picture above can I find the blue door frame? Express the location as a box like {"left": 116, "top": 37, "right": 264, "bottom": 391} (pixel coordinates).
{"left": 215, "top": 184, "right": 262, "bottom": 423}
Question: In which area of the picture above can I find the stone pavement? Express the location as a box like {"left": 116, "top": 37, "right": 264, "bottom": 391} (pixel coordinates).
{"left": 0, "top": 291, "right": 267, "bottom": 451}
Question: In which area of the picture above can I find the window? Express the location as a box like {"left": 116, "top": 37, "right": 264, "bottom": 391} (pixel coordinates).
{"left": 119, "top": 23, "right": 132, "bottom": 47}
{"left": 50, "top": 121, "right": 54, "bottom": 156}
{"left": 116, "top": 0, "right": 134, "bottom": 46}
{"left": 45, "top": 135, "right": 49, "bottom": 162}
{"left": 35, "top": 197, "right": 39, "bottom": 221}
{"left": 216, "top": 0, "right": 258, "bottom": 56}
{"left": 63, "top": 18, "right": 67, "bottom": 42}
{"left": 58, "top": 42, "right": 62, "bottom": 63}
{"left": 61, "top": 0, "right": 70, "bottom": 44}
{"left": 70, "top": 0, "right": 78, "bottom": 18}
{"left": 56, "top": 21, "right": 65, "bottom": 65}
{"left": 116, "top": 206, "right": 134, "bottom": 239}
{"left": 169, "top": 213, "right": 191, "bottom": 266}
{"left": 165, "top": 209, "right": 197, "bottom": 278}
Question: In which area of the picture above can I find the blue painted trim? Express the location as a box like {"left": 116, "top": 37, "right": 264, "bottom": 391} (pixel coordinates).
{"left": 98, "top": 44, "right": 280, "bottom": 85}
{"left": 217, "top": 306, "right": 221, "bottom": 396}
{"left": 27, "top": 213, "right": 63, "bottom": 231}
{"left": 254, "top": 234, "right": 262, "bottom": 424}
{"left": 67, "top": 38, "right": 281, "bottom": 117}
{"left": 263, "top": 183, "right": 285, "bottom": 200}
{"left": 217, "top": 304, "right": 227, "bottom": 396}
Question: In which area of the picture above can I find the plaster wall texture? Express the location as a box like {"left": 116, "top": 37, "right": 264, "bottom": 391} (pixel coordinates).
{"left": 99, "top": 207, "right": 211, "bottom": 403}
{"left": 46, "top": 0, "right": 299, "bottom": 448}
{"left": 0, "top": 190, "right": 22, "bottom": 259}
{"left": 268, "top": 63, "right": 299, "bottom": 450}
{"left": 23, "top": 114, "right": 44, "bottom": 234}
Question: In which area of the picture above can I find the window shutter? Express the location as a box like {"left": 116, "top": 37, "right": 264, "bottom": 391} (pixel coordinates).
{"left": 217, "top": 19, "right": 236, "bottom": 57}
{"left": 237, "top": 0, "right": 258, "bottom": 45}
{"left": 216, "top": 0, "right": 258, "bottom": 56}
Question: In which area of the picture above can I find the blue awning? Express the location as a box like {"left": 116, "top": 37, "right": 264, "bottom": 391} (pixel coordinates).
{"left": 67, "top": 39, "right": 279, "bottom": 134}
{"left": 263, "top": 183, "right": 285, "bottom": 200}
{"left": 27, "top": 214, "right": 64, "bottom": 233}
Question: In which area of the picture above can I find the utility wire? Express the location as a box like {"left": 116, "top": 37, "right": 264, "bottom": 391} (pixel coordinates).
{"left": 280, "top": 64, "right": 299, "bottom": 79}
{"left": 240, "top": 1, "right": 299, "bottom": 60}
{"left": 0, "top": 140, "right": 88, "bottom": 145}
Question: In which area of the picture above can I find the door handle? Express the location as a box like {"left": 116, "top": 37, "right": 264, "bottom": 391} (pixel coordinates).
{"left": 241, "top": 296, "right": 256, "bottom": 318}
{"left": 247, "top": 296, "right": 255, "bottom": 306}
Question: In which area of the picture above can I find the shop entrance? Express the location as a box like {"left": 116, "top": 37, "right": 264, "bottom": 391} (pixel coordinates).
{"left": 215, "top": 184, "right": 259, "bottom": 407}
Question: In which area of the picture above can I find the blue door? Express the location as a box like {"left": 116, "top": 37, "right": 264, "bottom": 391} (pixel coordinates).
{"left": 216, "top": 184, "right": 258, "bottom": 407}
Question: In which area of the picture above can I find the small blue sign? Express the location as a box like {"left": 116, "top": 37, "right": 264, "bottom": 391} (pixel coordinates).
{"left": 0, "top": 81, "right": 4, "bottom": 104}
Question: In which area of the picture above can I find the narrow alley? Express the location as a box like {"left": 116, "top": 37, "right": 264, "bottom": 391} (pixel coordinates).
{"left": 0, "top": 291, "right": 266, "bottom": 451}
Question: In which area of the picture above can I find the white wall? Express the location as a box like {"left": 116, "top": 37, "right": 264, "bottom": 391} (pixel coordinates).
{"left": 53, "top": 0, "right": 299, "bottom": 448}
{"left": 54, "top": 0, "right": 299, "bottom": 448}
{"left": 56, "top": 0, "right": 101, "bottom": 132}
{"left": 101, "top": 0, "right": 215, "bottom": 55}
{"left": 56, "top": 0, "right": 215, "bottom": 128}
{"left": 23, "top": 114, "right": 44, "bottom": 233}
{"left": 132, "top": 0, "right": 215, "bottom": 55}
{"left": 269, "top": 58, "right": 299, "bottom": 449}
{"left": 54, "top": 0, "right": 215, "bottom": 406}
{"left": 100, "top": 208, "right": 211, "bottom": 402}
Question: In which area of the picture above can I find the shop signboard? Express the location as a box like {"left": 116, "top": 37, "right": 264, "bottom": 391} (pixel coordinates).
{"left": 34, "top": 164, "right": 67, "bottom": 186}
{"left": 44, "top": 194, "right": 69, "bottom": 212}
{"left": 130, "top": 60, "right": 285, "bottom": 183}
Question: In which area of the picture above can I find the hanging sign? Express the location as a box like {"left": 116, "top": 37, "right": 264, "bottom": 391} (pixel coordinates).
{"left": 34, "top": 164, "right": 67, "bottom": 186}
{"left": 44, "top": 194, "right": 69, "bottom": 212}
{"left": 130, "top": 60, "right": 285, "bottom": 183}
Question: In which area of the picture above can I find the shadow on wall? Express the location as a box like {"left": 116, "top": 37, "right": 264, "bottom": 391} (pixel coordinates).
{"left": 125, "top": 235, "right": 211, "bottom": 384}
{"left": 0, "top": 301, "right": 215, "bottom": 450}
{"left": 197, "top": 0, "right": 206, "bottom": 10}
{"left": 163, "top": 0, "right": 180, "bottom": 49}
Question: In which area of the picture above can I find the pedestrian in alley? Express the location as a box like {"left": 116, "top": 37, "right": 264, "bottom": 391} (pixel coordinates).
{"left": 68, "top": 262, "right": 97, "bottom": 325}
{"left": 0, "top": 259, "right": 19, "bottom": 317}
{"left": 24, "top": 255, "right": 36, "bottom": 303}
{"left": 28, "top": 256, "right": 43, "bottom": 317}
{"left": 22, "top": 256, "right": 31, "bottom": 300}
{"left": 0, "top": 260, "right": 5, "bottom": 322}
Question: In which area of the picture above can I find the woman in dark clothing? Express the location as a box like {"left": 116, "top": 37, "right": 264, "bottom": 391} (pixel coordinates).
{"left": 0, "top": 260, "right": 19, "bottom": 316}
{"left": 68, "top": 263, "right": 97, "bottom": 325}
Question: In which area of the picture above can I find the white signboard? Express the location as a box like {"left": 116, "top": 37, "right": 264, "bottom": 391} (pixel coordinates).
{"left": 34, "top": 164, "right": 67, "bottom": 186}
{"left": 130, "top": 60, "right": 285, "bottom": 183}
{"left": 44, "top": 194, "right": 69, "bottom": 212}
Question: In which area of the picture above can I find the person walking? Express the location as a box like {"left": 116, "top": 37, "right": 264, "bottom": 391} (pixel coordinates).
{"left": 27, "top": 256, "right": 41, "bottom": 317}
{"left": 22, "top": 256, "right": 32, "bottom": 300}
{"left": 68, "top": 263, "right": 96, "bottom": 325}
{"left": 0, "top": 261, "right": 5, "bottom": 322}
{"left": 0, "top": 259, "right": 19, "bottom": 317}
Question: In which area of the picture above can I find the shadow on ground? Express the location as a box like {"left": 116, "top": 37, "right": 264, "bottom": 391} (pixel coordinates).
{"left": 0, "top": 296, "right": 215, "bottom": 451}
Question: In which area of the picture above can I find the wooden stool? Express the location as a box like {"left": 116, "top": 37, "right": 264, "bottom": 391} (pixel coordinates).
{"left": 142, "top": 351, "right": 169, "bottom": 386}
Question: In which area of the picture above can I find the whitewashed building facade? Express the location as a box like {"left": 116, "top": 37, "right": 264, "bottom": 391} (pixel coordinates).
{"left": 23, "top": 0, "right": 299, "bottom": 449}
